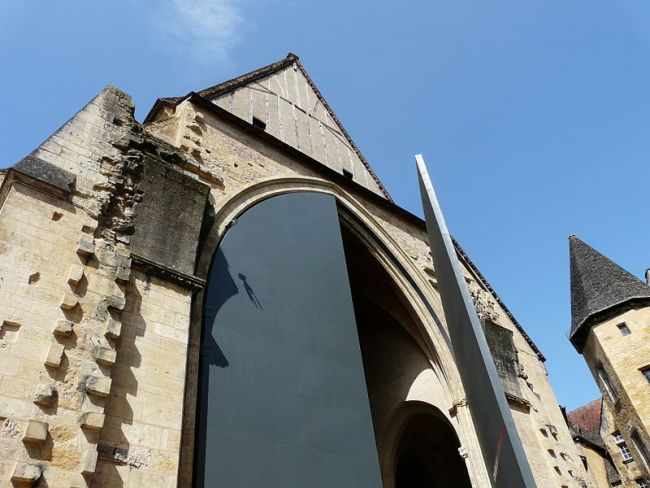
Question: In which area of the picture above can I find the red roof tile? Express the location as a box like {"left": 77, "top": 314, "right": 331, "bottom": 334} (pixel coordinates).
{"left": 567, "top": 398, "right": 602, "bottom": 434}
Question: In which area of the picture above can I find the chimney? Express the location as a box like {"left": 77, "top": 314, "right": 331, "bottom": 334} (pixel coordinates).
{"left": 646, "top": 268, "right": 650, "bottom": 286}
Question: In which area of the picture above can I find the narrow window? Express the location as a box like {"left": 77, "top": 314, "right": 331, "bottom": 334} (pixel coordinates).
{"left": 540, "top": 428, "right": 549, "bottom": 437}
{"left": 342, "top": 168, "right": 353, "bottom": 180}
{"left": 252, "top": 116, "right": 266, "bottom": 130}
{"left": 548, "top": 449, "right": 556, "bottom": 458}
{"left": 613, "top": 431, "right": 634, "bottom": 462}
{"left": 580, "top": 455, "right": 588, "bottom": 471}
{"left": 641, "top": 366, "right": 650, "bottom": 384}
{"left": 617, "top": 322, "right": 631, "bottom": 336}
{"left": 632, "top": 430, "right": 650, "bottom": 470}
{"left": 554, "top": 466, "right": 562, "bottom": 475}
{"left": 597, "top": 363, "right": 619, "bottom": 404}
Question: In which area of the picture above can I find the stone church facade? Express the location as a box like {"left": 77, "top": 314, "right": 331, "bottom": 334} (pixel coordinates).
{"left": 0, "top": 54, "right": 591, "bottom": 487}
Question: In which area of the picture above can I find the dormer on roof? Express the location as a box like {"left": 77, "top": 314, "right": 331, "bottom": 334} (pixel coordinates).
{"left": 145, "top": 54, "right": 391, "bottom": 200}
{"left": 569, "top": 235, "right": 650, "bottom": 351}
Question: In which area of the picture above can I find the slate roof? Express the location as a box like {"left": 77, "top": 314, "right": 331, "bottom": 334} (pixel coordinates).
{"left": 144, "top": 53, "right": 391, "bottom": 201}
{"left": 12, "top": 155, "right": 75, "bottom": 192}
{"left": 569, "top": 235, "right": 650, "bottom": 351}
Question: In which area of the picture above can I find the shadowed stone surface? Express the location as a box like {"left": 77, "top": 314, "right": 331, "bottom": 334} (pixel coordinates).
{"left": 130, "top": 158, "right": 210, "bottom": 276}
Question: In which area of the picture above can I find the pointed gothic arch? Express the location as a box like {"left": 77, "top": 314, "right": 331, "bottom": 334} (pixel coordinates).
{"left": 179, "top": 177, "right": 489, "bottom": 486}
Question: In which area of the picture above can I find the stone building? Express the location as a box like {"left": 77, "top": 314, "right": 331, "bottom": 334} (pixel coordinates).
{"left": 0, "top": 54, "right": 589, "bottom": 487}
{"left": 568, "top": 236, "right": 650, "bottom": 487}
{"left": 567, "top": 398, "right": 626, "bottom": 487}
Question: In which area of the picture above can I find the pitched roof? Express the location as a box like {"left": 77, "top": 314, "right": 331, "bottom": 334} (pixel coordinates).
{"left": 144, "top": 53, "right": 391, "bottom": 200}
{"left": 567, "top": 397, "right": 622, "bottom": 485}
{"left": 569, "top": 235, "right": 650, "bottom": 351}
{"left": 567, "top": 398, "right": 602, "bottom": 434}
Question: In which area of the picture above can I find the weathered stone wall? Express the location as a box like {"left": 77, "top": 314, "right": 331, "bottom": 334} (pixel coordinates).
{"left": 583, "top": 307, "right": 650, "bottom": 484}
{"left": 0, "top": 87, "right": 199, "bottom": 487}
{"left": 146, "top": 97, "right": 591, "bottom": 487}
{"left": 574, "top": 442, "right": 611, "bottom": 488}
{"left": 0, "top": 77, "right": 599, "bottom": 487}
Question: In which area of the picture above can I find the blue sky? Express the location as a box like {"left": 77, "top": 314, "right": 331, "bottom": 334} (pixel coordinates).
{"left": 2, "top": 0, "right": 650, "bottom": 410}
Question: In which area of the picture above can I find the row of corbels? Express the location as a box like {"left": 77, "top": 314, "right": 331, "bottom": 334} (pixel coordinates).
{"left": 11, "top": 233, "right": 106, "bottom": 484}
{"left": 23, "top": 231, "right": 128, "bottom": 484}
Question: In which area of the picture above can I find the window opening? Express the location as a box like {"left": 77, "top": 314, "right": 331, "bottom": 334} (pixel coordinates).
{"left": 613, "top": 431, "right": 634, "bottom": 462}
{"left": 597, "top": 363, "right": 619, "bottom": 404}
{"left": 617, "top": 323, "right": 631, "bottom": 336}
{"left": 632, "top": 430, "right": 650, "bottom": 470}
{"left": 641, "top": 366, "right": 650, "bottom": 384}
{"left": 252, "top": 116, "right": 266, "bottom": 130}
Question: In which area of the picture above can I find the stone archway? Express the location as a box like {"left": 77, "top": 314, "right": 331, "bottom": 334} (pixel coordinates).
{"left": 181, "top": 178, "right": 490, "bottom": 487}
{"left": 339, "top": 220, "right": 473, "bottom": 488}
{"left": 393, "top": 405, "right": 472, "bottom": 488}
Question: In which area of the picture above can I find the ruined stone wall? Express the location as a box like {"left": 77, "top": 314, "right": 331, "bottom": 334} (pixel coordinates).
{"left": 583, "top": 307, "right": 650, "bottom": 484}
{"left": 0, "top": 87, "right": 196, "bottom": 487}
{"left": 0, "top": 80, "right": 601, "bottom": 487}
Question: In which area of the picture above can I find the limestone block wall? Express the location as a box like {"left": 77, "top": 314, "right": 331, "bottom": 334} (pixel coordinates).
{"left": 574, "top": 442, "right": 611, "bottom": 488}
{"left": 146, "top": 97, "right": 591, "bottom": 487}
{"left": 583, "top": 307, "right": 650, "bottom": 483}
{"left": 0, "top": 87, "right": 195, "bottom": 487}
{"left": 0, "top": 181, "right": 97, "bottom": 487}
{"left": 95, "top": 270, "right": 191, "bottom": 488}
{"left": 0, "top": 78, "right": 605, "bottom": 487}
{"left": 462, "top": 259, "right": 592, "bottom": 486}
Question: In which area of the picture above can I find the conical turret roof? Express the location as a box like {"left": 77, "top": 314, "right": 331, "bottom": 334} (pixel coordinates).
{"left": 569, "top": 235, "right": 650, "bottom": 350}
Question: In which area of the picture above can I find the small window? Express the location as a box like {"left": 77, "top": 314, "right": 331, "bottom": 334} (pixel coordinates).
{"left": 560, "top": 452, "right": 570, "bottom": 461}
{"left": 554, "top": 466, "right": 562, "bottom": 475}
{"left": 619, "top": 443, "right": 634, "bottom": 462}
{"left": 548, "top": 449, "right": 556, "bottom": 458}
{"left": 540, "top": 428, "right": 549, "bottom": 437}
{"left": 613, "top": 432, "right": 634, "bottom": 462}
{"left": 636, "top": 478, "right": 649, "bottom": 488}
{"left": 580, "top": 455, "right": 588, "bottom": 470}
{"left": 597, "top": 363, "right": 619, "bottom": 404}
{"left": 617, "top": 322, "right": 631, "bottom": 336}
{"left": 632, "top": 429, "right": 650, "bottom": 470}
{"left": 641, "top": 367, "right": 650, "bottom": 384}
{"left": 342, "top": 168, "right": 353, "bottom": 180}
{"left": 252, "top": 116, "right": 266, "bottom": 130}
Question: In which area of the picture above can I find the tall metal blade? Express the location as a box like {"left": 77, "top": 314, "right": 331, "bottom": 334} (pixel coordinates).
{"left": 416, "top": 154, "right": 536, "bottom": 488}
